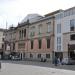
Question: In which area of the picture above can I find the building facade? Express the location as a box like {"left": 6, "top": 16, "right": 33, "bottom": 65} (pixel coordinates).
{"left": 3, "top": 6, "right": 75, "bottom": 62}
{"left": 27, "top": 16, "right": 54, "bottom": 61}
{"left": 15, "top": 21, "right": 29, "bottom": 60}
{"left": 14, "top": 11, "right": 60, "bottom": 61}
{"left": 0, "top": 29, "right": 5, "bottom": 59}
{"left": 54, "top": 7, "right": 75, "bottom": 62}
{"left": 54, "top": 10, "right": 64, "bottom": 59}
{"left": 63, "top": 7, "right": 75, "bottom": 60}
{"left": 3, "top": 27, "right": 16, "bottom": 59}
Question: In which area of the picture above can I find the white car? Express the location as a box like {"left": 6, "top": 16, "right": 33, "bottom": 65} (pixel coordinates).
{"left": 62, "top": 58, "right": 74, "bottom": 65}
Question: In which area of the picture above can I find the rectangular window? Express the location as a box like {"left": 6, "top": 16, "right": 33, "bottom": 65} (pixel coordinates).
{"left": 13, "top": 43, "right": 15, "bottom": 50}
{"left": 57, "top": 37, "right": 61, "bottom": 44}
{"left": 30, "top": 32, "right": 35, "bottom": 36}
{"left": 37, "top": 54, "right": 41, "bottom": 58}
{"left": 56, "top": 13, "right": 63, "bottom": 19}
{"left": 46, "top": 54, "right": 50, "bottom": 58}
{"left": 70, "top": 19, "right": 75, "bottom": 31}
{"left": 38, "top": 25, "right": 42, "bottom": 34}
{"left": 22, "top": 30, "right": 23, "bottom": 38}
{"left": 30, "top": 53, "right": 33, "bottom": 58}
{"left": 57, "top": 45, "right": 61, "bottom": 51}
{"left": 57, "top": 24, "right": 61, "bottom": 33}
{"left": 47, "top": 22, "right": 51, "bottom": 32}
{"left": 2, "top": 44, "right": 4, "bottom": 49}
{"left": 2, "top": 38, "right": 4, "bottom": 42}
{"left": 19, "top": 30, "right": 21, "bottom": 39}
{"left": 23, "top": 53, "right": 25, "bottom": 58}
{"left": 38, "top": 39, "right": 42, "bottom": 49}
{"left": 47, "top": 39, "right": 50, "bottom": 48}
{"left": 24, "top": 29, "right": 26, "bottom": 37}
{"left": 30, "top": 26, "right": 35, "bottom": 36}
{"left": 70, "top": 34, "right": 75, "bottom": 40}
{"left": 31, "top": 40, "right": 33, "bottom": 49}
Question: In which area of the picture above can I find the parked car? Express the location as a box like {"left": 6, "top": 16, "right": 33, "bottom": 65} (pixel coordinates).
{"left": 62, "top": 58, "right": 75, "bottom": 65}
{"left": 11, "top": 56, "right": 21, "bottom": 60}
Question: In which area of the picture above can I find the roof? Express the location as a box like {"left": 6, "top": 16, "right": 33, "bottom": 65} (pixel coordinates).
{"left": 21, "top": 14, "right": 43, "bottom": 23}
{"left": 64, "top": 6, "right": 75, "bottom": 12}
{"left": 44, "top": 9, "right": 63, "bottom": 17}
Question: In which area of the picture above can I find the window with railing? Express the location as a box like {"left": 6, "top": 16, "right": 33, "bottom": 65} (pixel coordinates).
{"left": 18, "top": 43, "right": 25, "bottom": 49}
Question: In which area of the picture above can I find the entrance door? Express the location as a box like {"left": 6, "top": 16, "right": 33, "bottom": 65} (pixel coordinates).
{"left": 55, "top": 52, "right": 63, "bottom": 60}
{"left": 70, "top": 51, "right": 75, "bottom": 60}
{"left": 68, "top": 44, "right": 75, "bottom": 60}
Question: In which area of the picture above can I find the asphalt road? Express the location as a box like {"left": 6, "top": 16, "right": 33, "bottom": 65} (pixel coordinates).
{"left": 1, "top": 60, "right": 75, "bottom": 71}
{"left": 0, "top": 61, "right": 75, "bottom": 75}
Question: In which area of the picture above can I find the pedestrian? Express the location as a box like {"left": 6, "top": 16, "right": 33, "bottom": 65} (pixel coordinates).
{"left": 57, "top": 57, "right": 61, "bottom": 65}
{"left": 0, "top": 62, "right": 1, "bottom": 71}
{"left": 60, "top": 56, "right": 63, "bottom": 64}
{"left": 54, "top": 56, "right": 58, "bottom": 66}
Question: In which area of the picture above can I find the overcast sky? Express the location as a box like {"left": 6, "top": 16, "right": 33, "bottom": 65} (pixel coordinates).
{"left": 0, "top": 0, "right": 75, "bottom": 29}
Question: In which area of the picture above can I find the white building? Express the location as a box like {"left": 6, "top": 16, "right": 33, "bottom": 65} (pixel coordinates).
{"left": 54, "top": 10, "right": 64, "bottom": 58}
{"left": 54, "top": 7, "right": 75, "bottom": 61}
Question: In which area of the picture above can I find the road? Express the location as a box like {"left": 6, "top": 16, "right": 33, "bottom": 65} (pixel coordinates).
{"left": 0, "top": 61, "right": 75, "bottom": 75}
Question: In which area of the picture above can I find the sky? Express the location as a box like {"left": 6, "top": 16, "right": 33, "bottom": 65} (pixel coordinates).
{"left": 0, "top": 0, "right": 75, "bottom": 29}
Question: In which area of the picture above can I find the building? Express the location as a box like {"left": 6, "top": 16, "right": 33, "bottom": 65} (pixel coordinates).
{"left": 3, "top": 6, "right": 75, "bottom": 62}
{"left": 0, "top": 29, "right": 6, "bottom": 59}
{"left": 15, "top": 21, "right": 29, "bottom": 60}
{"left": 27, "top": 15, "right": 54, "bottom": 61}
{"left": 63, "top": 7, "right": 75, "bottom": 60}
{"left": 14, "top": 12, "right": 60, "bottom": 61}
{"left": 54, "top": 7, "right": 75, "bottom": 62}
{"left": 3, "top": 27, "right": 16, "bottom": 59}
{"left": 54, "top": 10, "right": 64, "bottom": 59}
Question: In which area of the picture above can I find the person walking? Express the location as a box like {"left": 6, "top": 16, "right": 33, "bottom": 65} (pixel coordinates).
{"left": 0, "top": 62, "right": 1, "bottom": 71}
{"left": 54, "top": 56, "right": 58, "bottom": 66}
{"left": 57, "top": 57, "right": 61, "bottom": 65}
